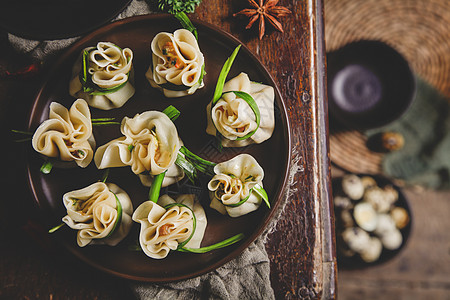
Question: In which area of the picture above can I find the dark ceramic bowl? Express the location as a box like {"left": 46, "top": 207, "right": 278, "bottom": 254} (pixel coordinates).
{"left": 327, "top": 40, "right": 416, "bottom": 130}
{"left": 332, "top": 174, "right": 412, "bottom": 269}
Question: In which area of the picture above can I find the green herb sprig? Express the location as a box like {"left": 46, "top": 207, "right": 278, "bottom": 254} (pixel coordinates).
{"left": 157, "top": 0, "right": 202, "bottom": 14}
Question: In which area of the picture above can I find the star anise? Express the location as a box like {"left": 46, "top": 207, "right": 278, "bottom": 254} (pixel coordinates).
{"left": 233, "top": 0, "right": 291, "bottom": 40}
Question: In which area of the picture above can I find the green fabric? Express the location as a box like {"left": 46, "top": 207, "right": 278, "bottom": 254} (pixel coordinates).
{"left": 366, "top": 77, "right": 450, "bottom": 189}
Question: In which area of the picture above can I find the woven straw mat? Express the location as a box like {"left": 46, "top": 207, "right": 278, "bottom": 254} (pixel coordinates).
{"left": 324, "top": 0, "right": 450, "bottom": 175}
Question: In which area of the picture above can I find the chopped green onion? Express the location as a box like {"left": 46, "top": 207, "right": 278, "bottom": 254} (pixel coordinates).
{"left": 177, "top": 233, "right": 245, "bottom": 253}
{"left": 253, "top": 184, "right": 270, "bottom": 208}
{"left": 179, "top": 146, "right": 216, "bottom": 176}
{"left": 164, "top": 203, "right": 197, "bottom": 249}
{"left": 174, "top": 12, "right": 198, "bottom": 40}
{"left": 212, "top": 45, "right": 241, "bottom": 105}
{"left": 40, "top": 160, "right": 53, "bottom": 174}
{"left": 48, "top": 222, "right": 65, "bottom": 233}
{"left": 148, "top": 171, "right": 166, "bottom": 203}
{"left": 175, "top": 153, "right": 197, "bottom": 183}
{"left": 162, "top": 105, "right": 181, "bottom": 121}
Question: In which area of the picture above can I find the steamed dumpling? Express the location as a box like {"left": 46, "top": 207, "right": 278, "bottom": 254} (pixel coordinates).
{"left": 69, "top": 42, "right": 135, "bottom": 110}
{"left": 207, "top": 154, "right": 265, "bottom": 217}
{"left": 206, "top": 72, "right": 275, "bottom": 147}
{"left": 62, "top": 182, "right": 133, "bottom": 247}
{"left": 145, "top": 29, "right": 205, "bottom": 98}
{"left": 32, "top": 99, "right": 95, "bottom": 168}
{"left": 132, "top": 194, "right": 207, "bottom": 259}
{"left": 94, "top": 111, "right": 182, "bottom": 185}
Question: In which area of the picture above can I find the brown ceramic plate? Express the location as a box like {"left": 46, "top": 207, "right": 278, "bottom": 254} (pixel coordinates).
{"left": 26, "top": 15, "right": 291, "bottom": 282}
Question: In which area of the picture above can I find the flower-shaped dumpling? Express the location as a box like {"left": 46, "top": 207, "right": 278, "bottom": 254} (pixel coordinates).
{"left": 94, "top": 111, "right": 183, "bottom": 186}
{"left": 208, "top": 154, "right": 265, "bottom": 217}
{"left": 206, "top": 72, "right": 275, "bottom": 147}
{"left": 145, "top": 29, "right": 205, "bottom": 98}
{"left": 62, "top": 182, "right": 133, "bottom": 247}
{"left": 132, "top": 194, "right": 207, "bottom": 259}
{"left": 32, "top": 99, "right": 95, "bottom": 168}
{"left": 69, "top": 41, "right": 135, "bottom": 110}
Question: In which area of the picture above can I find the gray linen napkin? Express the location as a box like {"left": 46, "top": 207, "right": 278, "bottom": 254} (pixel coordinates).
{"left": 9, "top": 1, "right": 297, "bottom": 298}
{"left": 366, "top": 77, "right": 450, "bottom": 189}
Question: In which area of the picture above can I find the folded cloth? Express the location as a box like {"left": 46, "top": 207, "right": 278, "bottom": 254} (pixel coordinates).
{"left": 131, "top": 238, "right": 275, "bottom": 300}
{"left": 366, "top": 77, "right": 450, "bottom": 189}
{"left": 8, "top": 1, "right": 294, "bottom": 298}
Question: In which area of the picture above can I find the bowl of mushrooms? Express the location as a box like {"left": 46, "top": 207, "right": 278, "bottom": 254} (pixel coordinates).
{"left": 333, "top": 173, "right": 412, "bottom": 268}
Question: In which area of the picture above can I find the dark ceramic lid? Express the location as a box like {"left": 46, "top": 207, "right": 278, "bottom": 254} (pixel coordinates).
{"left": 0, "top": 0, "right": 131, "bottom": 40}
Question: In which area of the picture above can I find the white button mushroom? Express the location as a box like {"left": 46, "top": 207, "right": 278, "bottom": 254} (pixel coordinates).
{"left": 364, "top": 186, "right": 391, "bottom": 213}
{"left": 374, "top": 213, "right": 397, "bottom": 236}
{"left": 353, "top": 202, "right": 378, "bottom": 232}
{"left": 381, "top": 229, "right": 403, "bottom": 250}
{"left": 390, "top": 207, "right": 410, "bottom": 229}
{"left": 341, "top": 227, "right": 371, "bottom": 253}
{"left": 360, "top": 237, "right": 383, "bottom": 263}
{"left": 342, "top": 174, "right": 365, "bottom": 200}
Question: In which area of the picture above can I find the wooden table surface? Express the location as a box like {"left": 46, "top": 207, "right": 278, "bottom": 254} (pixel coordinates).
{"left": 0, "top": 0, "right": 335, "bottom": 299}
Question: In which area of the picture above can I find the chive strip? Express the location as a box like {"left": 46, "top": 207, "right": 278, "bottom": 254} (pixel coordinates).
{"left": 178, "top": 146, "right": 216, "bottom": 176}
{"left": 175, "top": 153, "right": 197, "bottom": 183}
{"left": 101, "top": 169, "right": 110, "bottom": 183}
{"left": 174, "top": 12, "right": 198, "bottom": 40}
{"left": 148, "top": 171, "right": 166, "bottom": 203}
{"left": 176, "top": 233, "right": 245, "bottom": 253}
{"left": 91, "top": 118, "right": 116, "bottom": 122}
{"left": 212, "top": 45, "right": 241, "bottom": 105}
{"left": 81, "top": 50, "right": 92, "bottom": 93}
{"left": 40, "top": 160, "right": 53, "bottom": 174}
{"left": 225, "top": 90, "right": 260, "bottom": 140}
{"left": 106, "top": 192, "right": 123, "bottom": 238}
{"left": 198, "top": 63, "right": 206, "bottom": 86}
{"left": 162, "top": 105, "right": 181, "bottom": 121}
{"left": 253, "top": 184, "right": 270, "bottom": 208}
{"left": 163, "top": 203, "right": 197, "bottom": 249}
{"left": 11, "top": 129, "right": 33, "bottom": 135}
{"left": 48, "top": 222, "right": 65, "bottom": 233}
{"left": 12, "top": 129, "right": 33, "bottom": 142}
{"left": 92, "top": 121, "right": 121, "bottom": 126}
{"left": 89, "top": 81, "right": 128, "bottom": 95}
{"left": 223, "top": 191, "right": 251, "bottom": 207}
